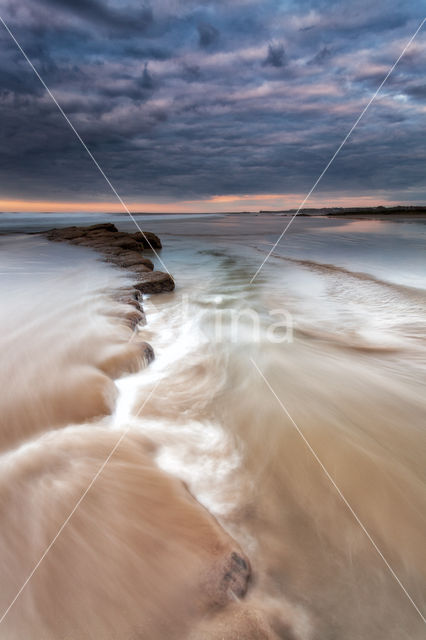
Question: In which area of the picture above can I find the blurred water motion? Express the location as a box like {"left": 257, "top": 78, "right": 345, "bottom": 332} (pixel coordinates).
{"left": 0, "top": 214, "right": 425, "bottom": 638}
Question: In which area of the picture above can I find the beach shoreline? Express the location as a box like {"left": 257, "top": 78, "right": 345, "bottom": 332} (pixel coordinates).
{"left": 1, "top": 214, "right": 424, "bottom": 638}
{"left": 0, "top": 223, "right": 290, "bottom": 639}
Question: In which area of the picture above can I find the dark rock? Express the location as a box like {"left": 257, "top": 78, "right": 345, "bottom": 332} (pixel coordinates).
{"left": 79, "top": 237, "right": 112, "bottom": 248}
{"left": 82, "top": 231, "right": 115, "bottom": 241}
{"left": 131, "top": 231, "right": 162, "bottom": 250}
{"left": 134, "top": 271, "right": 175, "bottom": 294}
{"left": 118, "top": 296, "right": 141, "bottom": 310}
{"left": 215, "top": 551, "right": 251, "bottom": 606}
{"left": 44, "top": 226, "right": 172, "bottom": 299}
{"left": 139, "top": 341, "right": 155, "bottom": 364}
{"left": 109, "top": 238, "right": 142, "bottom": 251}
{"left": 97, "top": 339, "right": 152, "bottom": 377}
{"left": 45, "top": 226, "right": 146, "bottom": 254}
{"left": 85, "top": 223, "right": 118, "bottom": 233}
{"left": 112, "top": 288, "right": 144, "bottom": 315}
{"left": 128, "top": 299, "right": 141, "bottom": 310}
{"left": 131, "top": 288, "right": 142, "bottom": 301}
{"left": 69, "top": 229, "right": 116, "bottom": 246}
{"left": 69, "top": 231, "right": 142, "bottom": 254}
{"left": 68, "top": 237, "right": 92, "bottom": 245}
{"left": 95, "top": 231, "right": 134, "bottom": 241}
{"left": 109, "top": 251, "right": 154, "bottom": 270}
{"left": 114, "top": 288, "right": 142, "bottom": 305}
{"left": 127, "top": 264, "right": 152, "bottom": 274}
{"left": 83, "top": 229, "right": 122, "bottom": 241}
{"left": 45, "top": 226, "right": 87, "bottom": 241}
{"left": 97, "top": 246, "right": 125, "bottom": 256}
{"left": 124, "top": 309, "right": 146, "bottom": 329}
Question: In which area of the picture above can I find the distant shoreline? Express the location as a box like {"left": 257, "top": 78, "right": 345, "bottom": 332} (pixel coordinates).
{"left": 1, "top": 205, "right": 426, "bottom": 220}
{"left": 258, "top": 205, "right": 426, "bottom": 220}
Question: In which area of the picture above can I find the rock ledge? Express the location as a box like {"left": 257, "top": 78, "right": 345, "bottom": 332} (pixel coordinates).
{"left": 44, "top": 224, "right": 174, "bottom": 294}
{"left": 44, "top": 224, "right": 175, "bottom": 370}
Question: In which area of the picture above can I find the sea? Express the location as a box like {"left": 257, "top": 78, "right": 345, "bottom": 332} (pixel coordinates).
{"left": 0, "top": 211, "right": 425, "bottom": 639}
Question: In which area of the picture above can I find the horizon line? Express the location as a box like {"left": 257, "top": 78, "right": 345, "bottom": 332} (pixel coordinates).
{"left": 0, "top": 195, "right": 420, "bottom": 214}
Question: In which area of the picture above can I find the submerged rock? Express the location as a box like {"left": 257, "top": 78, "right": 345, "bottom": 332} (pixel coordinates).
{"left": 78, "top": 231, "right": 140, "bottom": 252}
{"left": 44, "top": 226, "right": 173, "bottom": 296}
{"left": 109, "top": 251, "right": 154, "bottom": 270}
{"left": 134, "top": 271, "right": 175, "bottom": 294}
{"left": 46, "top": 223, "right": 118, "bottom": 242}
{"left": 128, "top": 264, "right": 152, "bottom": 275}
{"left": 97, "top": 338, "right": 153, "bottom": 377}
{"left": 117, "top": 296, "right": 141, "bottom": 310}
{"left": 131, "top": 230, "right": 162, "bottom": 250}
{"left": 44, "top": 226, "right": 162, "bottom": 260}
{"left": 140, "top": 341, "right": 155, "bottom": 365}
{"left": 45, "top": 224, "right": 173, "bottom": 295}
{"left": 85, "top": 223, "right": 118, "bottom": 233}
{"left": 46, "top": 226, "right": 87, "bottom": 241}
{"left": 123, "top": 309, "right": 146, "bottom": 330}
{"left": 109, "top": 237, "right": 141, "bottom": 251}
{"left": 44, "top": 225, "right": 172, "bottom": 379}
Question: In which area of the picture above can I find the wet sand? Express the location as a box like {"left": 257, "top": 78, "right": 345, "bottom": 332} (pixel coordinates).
{"left": 0, "top": 214, "right": 425, "bottom": 639}
{"left": 0, "top": 228, "right": 285, "bottom": 640}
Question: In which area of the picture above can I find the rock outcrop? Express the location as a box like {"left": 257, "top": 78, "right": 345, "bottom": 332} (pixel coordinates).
{"left": 131, "top": 230, "right": 162, "bottom": 249}
{"left": 44, "top": 224, "right": 174, "bottom": 292}
{"left": 44, "top": 224, "right": 174, "bottom": 373}
{"left": 134, "top": 271, "right": 175, "bottom": 294}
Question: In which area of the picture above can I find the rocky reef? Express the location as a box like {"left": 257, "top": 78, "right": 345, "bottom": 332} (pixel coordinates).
{"left": 44, "top": 222, "right": 174, "bottom": 370}
{"left": 44, "top": 222, "right": 174, "bottom": 292}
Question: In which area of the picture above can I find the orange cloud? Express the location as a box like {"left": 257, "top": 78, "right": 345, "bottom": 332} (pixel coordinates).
{"left": 0, "top": 200, "right": 126, "bottom": 213}
{"left": 0, "top": 193, "right": 401, "bottom": 214}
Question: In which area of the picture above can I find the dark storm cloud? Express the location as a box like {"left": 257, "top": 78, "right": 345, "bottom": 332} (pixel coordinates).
{"left": 140, "top": 63, "right": 154, "bottom": 90}
{"left": 405, "top": 84, "right": 426, "bottom": 100}
{"left": 197, "top": 22, "right": 219, "bottom": 48}
{"left": 37, "top": 0, "right": 154, "bottom": 34}
{"left": 309, "top": 46, "right": 332, "bottom": 65}
{"left": 263, "top": 42, "right": 286, "bottom": 68}
{"left": 0, "top": 0, "right": 425, "bottom": 204}
{"left": 0, "top": 68, "right": 43, "bottom": 95}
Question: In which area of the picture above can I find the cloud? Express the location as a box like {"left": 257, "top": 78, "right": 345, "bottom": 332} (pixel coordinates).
{"left": 309, "top": 45, "right": 332, "bottom": 65}
{"left": 263, "top": 42, "right": 286, "bottom": 67}
{"left": 198, "top": 22, "right": 220, "bottom": 48}
{"left": 140, "top": 63, "right": 155, "bottom": 89}
{"left": 405, "top": 84, "right": 426, "bottom": 100}
{"left": 0, "top": 0, "right": 425, "bottom": 206}
{"left": 37, "top": 0, "right": 155, "bottom": 34}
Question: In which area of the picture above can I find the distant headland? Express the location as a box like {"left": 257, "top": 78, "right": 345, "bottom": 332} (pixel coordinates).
{"left": 258, "top": 205, "right": 426, "bottom": 218}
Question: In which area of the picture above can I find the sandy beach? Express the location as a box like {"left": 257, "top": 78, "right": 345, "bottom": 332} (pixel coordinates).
{"left": 1, "top": 0, "right": 426, "bottom": 635}
{"left": 0, "top": 212, "right": 424, "bottom": 639}
{"left": 0, "top": 223, "right": 291, "bottom": 640}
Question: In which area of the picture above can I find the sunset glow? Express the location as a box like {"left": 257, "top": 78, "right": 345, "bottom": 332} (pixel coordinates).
{"left": 0, "top": 194, "right": 400, "bottom": 214}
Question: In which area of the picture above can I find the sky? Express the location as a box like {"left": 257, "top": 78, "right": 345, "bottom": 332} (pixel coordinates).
{"left": 0, "top": 0, "right": 425, "bottom": 213}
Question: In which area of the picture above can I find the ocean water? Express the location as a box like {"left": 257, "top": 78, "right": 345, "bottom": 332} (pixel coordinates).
{"left": 0, "top": 212, "right": 425, "bottom": 639}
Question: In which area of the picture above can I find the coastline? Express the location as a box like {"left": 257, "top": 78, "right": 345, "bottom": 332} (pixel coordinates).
{"left": 2, "top": 216, "right": 424, "bottom": 638}
{"left": 258, "top": 205, "right": 426, "bottom": 219}
{"left": 39, "top": 223, "right": 178, "bottom": 383}
{"left": 0, "top": 223, "right": 287, "bottom": 639}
